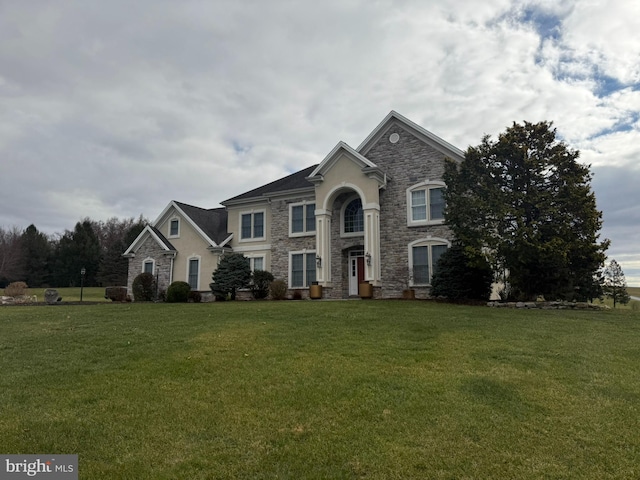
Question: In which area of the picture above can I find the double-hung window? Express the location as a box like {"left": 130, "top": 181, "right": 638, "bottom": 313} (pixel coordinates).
{"left": 240, "top": 211, "right": 265, "bottom": 240}
{"left": 246, "top": 256, "right": 264, "bottom": 272}
{"left": 290, "top": 203, "right": 315, "bottom": 236}
{"left": 290, "top": 252, "right": 317, "bottom": 288}
{"left": 143, "top": 259, "right": 154, "bottom": 274}
{"left": 188, "top": 258, "right": 199, "bottom": 290}
{"left": 169, "top": 218, "right": 180, "bottom": 237}
{"left": 407, "top": 182, "right": 446, "bottom": 226}
{"left": 409, "top": 239, "right": 449, "bottom": 285}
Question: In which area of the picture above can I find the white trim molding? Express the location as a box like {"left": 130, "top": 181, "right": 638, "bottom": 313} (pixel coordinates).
{"left": 406, "top": 180, "right": 447, "bottom": 227}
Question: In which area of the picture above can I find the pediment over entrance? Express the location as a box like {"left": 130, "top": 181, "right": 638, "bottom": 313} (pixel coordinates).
{"left": 306, "top": 141, "right": 389, "bottom": 211}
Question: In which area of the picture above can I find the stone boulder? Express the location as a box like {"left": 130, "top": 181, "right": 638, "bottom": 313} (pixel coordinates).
{"left": 44, "top": 289, "right": 61, "bottom": 305}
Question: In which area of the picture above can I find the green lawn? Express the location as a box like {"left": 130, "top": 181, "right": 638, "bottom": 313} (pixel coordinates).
{"left": 1, "top": 301, "right": 639, "bottom": 479}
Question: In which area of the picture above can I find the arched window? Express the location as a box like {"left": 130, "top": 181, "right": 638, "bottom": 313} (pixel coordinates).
{"left": 343, "top": 198, "right": 364, "bottom": 234}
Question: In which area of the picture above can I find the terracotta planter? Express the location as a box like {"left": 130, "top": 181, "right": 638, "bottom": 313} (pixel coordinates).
{"left": 402, "top": 289, "right": 416, "bottom": 300}
{"left": 309, "top": 284, "right": 323, "bottom": 299}
{"left": 359, "top": 282, "right": 373, "bottom": 299}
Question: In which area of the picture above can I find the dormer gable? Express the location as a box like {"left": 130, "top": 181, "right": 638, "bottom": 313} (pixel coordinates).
{"left": 306, "top": 141, "right": 389, "bottom": 189}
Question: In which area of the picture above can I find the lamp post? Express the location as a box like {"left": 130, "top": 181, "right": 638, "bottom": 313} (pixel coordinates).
{"left": 80, "top": 267, "right": 86, "bottom": 302}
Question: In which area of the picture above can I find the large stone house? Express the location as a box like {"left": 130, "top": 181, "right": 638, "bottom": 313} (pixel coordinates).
{"left": 124, "top": 111, "right": 464, "bottom": 299}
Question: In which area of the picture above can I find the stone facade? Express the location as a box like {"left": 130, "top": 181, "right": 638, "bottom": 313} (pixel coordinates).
{"left": 126, "top": 237, "right": 173, "bottom": 298}
{"left": 363, "top": 123, "right": 453, "bottom": 298}
{"left": 269, "top": 195, "right": 317, "bottom": 284}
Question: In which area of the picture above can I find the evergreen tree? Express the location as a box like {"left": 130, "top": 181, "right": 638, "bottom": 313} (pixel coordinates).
{"left": 602, "top": 259, "right": 630, "bottom": 308}
{"left": 20, "top": 224, "right": 52, "bottom": 287}
{"left": 444, "top": 121, "right": 609, "bottom": 301}
{"left": 430, "top": 243, "right": 493, "bottom": 301}
{"left": 52, "top": 220, "right": 102, "bottom": 287}
{"left": 95, "top": 216, "right": 146, "bottom": 286}
{"left": 210, "top": 253, "right": 251, "bottom": 300}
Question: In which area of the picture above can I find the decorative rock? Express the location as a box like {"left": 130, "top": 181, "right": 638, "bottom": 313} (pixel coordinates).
{"left": 44, "top": 289, "right": 61, "bottom": 305}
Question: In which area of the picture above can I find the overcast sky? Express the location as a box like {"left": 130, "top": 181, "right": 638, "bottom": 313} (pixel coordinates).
{"left": 1, "top": 0, "right": 639, "bottom": 284}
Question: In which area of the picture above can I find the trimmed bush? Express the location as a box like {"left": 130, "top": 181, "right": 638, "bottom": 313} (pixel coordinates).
{"left": 132, "top": 273, "right": 156, "bottom": 302}
{"left": 251, "top": 270, "right": 274, "bottom": 299}
{"left": 4, "top": 281, "right": 28, "bottom": 297}
{"left": 188, "top": 291, "right": 202, "bottom": 303}
{"left": 166, "top": 281, "right": 191, "bottom": 303}
{"left": 270, "top": 279, "right": 288, "bottom": 300}
{"left": 105, "top": 286, "right": 128, "bottom": 302}
{"left": 430, "top": 244, "right": 493, "bottom": 301}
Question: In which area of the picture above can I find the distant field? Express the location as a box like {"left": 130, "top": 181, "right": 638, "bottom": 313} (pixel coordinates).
{"left": 1, "top": 301, "right": 639, "bottom": 479}
{"left": 628, "top": 286, "right": 640, "bottom": 298}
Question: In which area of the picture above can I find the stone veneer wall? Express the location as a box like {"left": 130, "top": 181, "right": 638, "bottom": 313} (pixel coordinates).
{"left": 269, "top": 195, "right": 316, "bottom": 296}
{"left": 365, "top": 123, "right": 455, "bottom": 299}
{"left": 126, "top": 237, "right": 173, "bottom": 300}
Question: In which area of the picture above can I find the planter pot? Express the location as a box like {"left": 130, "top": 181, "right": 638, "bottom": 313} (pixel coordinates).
{"left": 309, "top": 284, "right": 323, "bottom": 299}
{"left": 359, "top": 282, "right": 373, "bottom": 299}
{"left": 402, "top": 289, "right": 416, "bottom": 300}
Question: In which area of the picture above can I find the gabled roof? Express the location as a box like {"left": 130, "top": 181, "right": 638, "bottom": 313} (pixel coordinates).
{"left": 305, "top": 141, "right": 389, "bottom": 188}
{"left": 153, "top": 200, "right": 231, "bottom": 247}
{"left": 357, "top": 110, "right": 465, "bottom": 160}
{"left": 173, "top": 202, "right": 230, "bottom": 246}
{"left": 123, "top": 225, "right": 176, "bottom": 256}
{"left": 222, "top": 164, "right": 318, "bottom": 205}
{"left": 307, "top": 141, "right": 377, "bottom": 178}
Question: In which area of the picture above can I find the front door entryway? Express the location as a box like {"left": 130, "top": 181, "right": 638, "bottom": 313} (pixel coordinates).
{"left": 349, "top": 250, "right": 365, "bottom": 296}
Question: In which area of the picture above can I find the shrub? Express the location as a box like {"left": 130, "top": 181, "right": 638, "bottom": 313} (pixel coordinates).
{"left": 211, "top": 253, "right": 251, "bottom": 300}
{"left": 251, "top": 270, "right": 274, "bottom": 299}
{"left": 132, "top": 273, "right": 156, "bottom": 302}
{"left": 188, "top": 291, "right": 202, "bottom": 303}
{"left": 4, "top": 281, "right": 28, "bottom": 297}
{"left": 270, "top": 279, "right": 288, "bottom": 300}
{"left": 105, "top": 286, "right": 128, "bottom": 302}
{"left": 430, "top": 244, "right": 493, "bottom": 301}
{"left": 166, "top": 281, "right": 191, "bottom": 303}
{"left": 292, "top": 290, "right": 302, "bottom": 300}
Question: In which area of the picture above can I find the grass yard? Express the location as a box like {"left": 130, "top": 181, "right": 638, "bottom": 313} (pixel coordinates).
{"left": 1, "top": 301, "right": 639, "bottom": 479}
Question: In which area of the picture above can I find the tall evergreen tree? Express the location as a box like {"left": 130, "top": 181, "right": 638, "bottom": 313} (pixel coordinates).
{"left": 602, "top": 259, "right": 630, "bottom": 308}
{"left": 52, "top": 220, "right": 102, "bottom": 287}
{"left": 20, "top": 224, "right": 52, "bottom": 287}
{"left": 444, "top": 121, "right": 609, "bottom": 301}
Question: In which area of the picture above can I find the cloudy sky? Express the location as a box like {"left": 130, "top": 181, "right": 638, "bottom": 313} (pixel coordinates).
{"left": 1, "top": 0, "right": 639, "bottom": 284}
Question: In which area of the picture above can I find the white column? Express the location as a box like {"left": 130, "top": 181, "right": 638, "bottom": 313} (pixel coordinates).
{"left": 363, "top": 206, "right": 381, "bottom": 285}
{"left": 315, "top": 210, "right": 332, "bottom": 285}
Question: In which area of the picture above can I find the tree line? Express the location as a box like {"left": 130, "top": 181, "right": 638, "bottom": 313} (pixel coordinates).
{"left": 0, "top": 216, "right": 147, "bottom": 289}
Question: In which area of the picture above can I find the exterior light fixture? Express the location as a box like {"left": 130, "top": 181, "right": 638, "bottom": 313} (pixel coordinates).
{"left": 365, "top": 252, "right": 372, "bottom": 266}
{"left": 316, "top": 255, "right": 322, "bottom": 267}
{"left": 80, "top": 266, "right": 86, "bottom": 302}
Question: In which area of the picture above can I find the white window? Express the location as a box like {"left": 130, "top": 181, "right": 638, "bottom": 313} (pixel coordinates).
{"left": 289, "top": 251, "right": 317, "bottom": 288}
{"left": 240, "top": 210, "right": 265, "bottom": 241}
{"left": 143, "top": 258, "right": 155, "bottom": 274}
{"left": 407, "top": 181, "right": 446, "bottom": 226}
{"left": 169, "top": 218, "right": 180, "bottom": 237}
{"left": 341, "top": 196, "right": 364, "bottom": 237}
{"left": 409, "top": 238, "right": 450, "bottom": 285}
{"left": 246, "top": 256, "right": 265, "bottom": 272}
{"left": 290, "top": 202, "right": 316, "bottom": 236}
{"left": 187, "top": 257, "right": 200, "bottom": 290}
